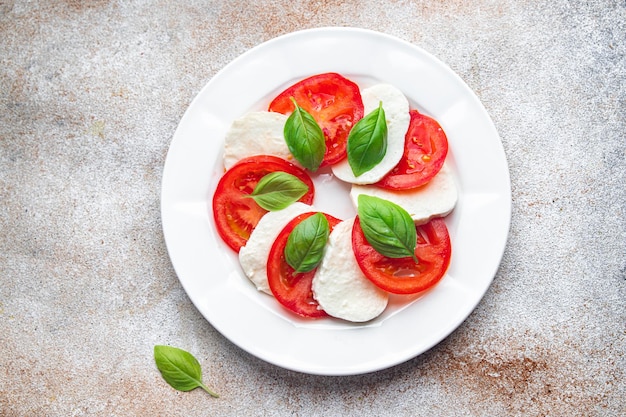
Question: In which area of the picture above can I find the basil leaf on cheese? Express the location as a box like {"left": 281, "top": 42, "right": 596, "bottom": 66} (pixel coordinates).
{"left": 285, "top": 212, "right": 330, "bottom": 273}
{"left": 357, "top": 194, "right": 418, "bottom": 262}
{"left": 347, "top": 102, "right": 387, "bottom": 177}
{"left": 284, "top": 98, "right": 326, "bottom": 172}
{"left": 248, "top": 171, "right": 309, "bottom": 211}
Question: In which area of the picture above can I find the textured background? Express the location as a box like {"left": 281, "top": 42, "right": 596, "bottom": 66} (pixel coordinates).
{"left": 1, "top": 1, "right": 625, "bottom": 416}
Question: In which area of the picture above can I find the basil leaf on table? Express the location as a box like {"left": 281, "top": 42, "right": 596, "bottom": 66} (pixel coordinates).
{"left": 347, "top": 102, "right": 388, "bottom": 177}
{"left": 285, "top": 212, "right": 330, "bottom": 273}
{"left": 356, "top": 194, "right": 418, "bottom": 263}
{"left": 248, "top": 171, "right": 309, "bottom": 211}
{"left": 154, "top": 345, "right": 219, "bottom": 398}
{"left": 283, "top": 98, "right": 326, "bottom": 172}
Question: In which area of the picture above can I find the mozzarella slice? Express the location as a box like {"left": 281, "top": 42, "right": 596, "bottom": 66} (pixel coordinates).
{"left": 350, "top": 163, "right": 458, "bottom": 224}
{"left": 223, "top": 111, "right": 295, "bottom": 170}
{"left": 332, "top": 84, "right": 410, "bottom": 184}
{"left": 312, "top": 219, "right": 388, "bottom": 322}
{"left": 239, "top": 202, "right": 311, "bottom": 294}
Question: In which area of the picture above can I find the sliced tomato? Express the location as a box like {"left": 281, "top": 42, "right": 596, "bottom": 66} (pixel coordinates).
{"left": 376, "top": 110, "right": 448, "bottom": 190}
{"left": 267, "top": 212, "right": 341, "bottom": 318}
{"left": 212, "top": 155, "right": 315, "bottom": 252}
{"left": 352, "top": 217, "right": 451, "bottom": 294}
{"left": 268, "top": 72, "right": 364, "bottom": 166}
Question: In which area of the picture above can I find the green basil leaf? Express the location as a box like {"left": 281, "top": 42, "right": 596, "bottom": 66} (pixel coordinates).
{"left": 248, "top": 171, "right": 309, "bottom": 211}
{"left": 285, "top": 212, "right": 330, "bottom": 273}
{"left": 357, "top": 194, "right": 418, "bottom": 262}
{"left": 347, "top": 102, "right": 388, "bottom": 177}
{"left": 154, "top": 345, "right": 219, "bottom": 398}
{"left": 283, "top": 98, "right": 326, "bottom": 172}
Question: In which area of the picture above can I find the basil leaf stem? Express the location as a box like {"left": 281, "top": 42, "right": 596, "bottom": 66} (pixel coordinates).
{"left": 357, "top": 195, "right": 418, "bottom": 263}
{"left": 347, "top": 101, "right": 387, "bottom": 176}
{"left": 247, "top": 171, "right": 309, "bottom": 211}
{"left": 285, "top": 213, "right": 330, "bottom": 273}
{"left": 154, "top": 345, "right": 219, "bottom": 398}
{"left": 283, "top": 98, "right": 326, "bottom": 172}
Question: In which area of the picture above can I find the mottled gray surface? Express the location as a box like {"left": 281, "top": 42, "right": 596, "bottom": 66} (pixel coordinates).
{"left": 1, "top": 1, "right": 625, "bottom": 416}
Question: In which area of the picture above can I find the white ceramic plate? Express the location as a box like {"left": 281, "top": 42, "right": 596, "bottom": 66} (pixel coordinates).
{"left": 161, "top": 27, "right": 511, "bottom": 375}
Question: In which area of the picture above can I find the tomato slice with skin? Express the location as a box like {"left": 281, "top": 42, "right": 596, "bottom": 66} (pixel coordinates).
{"left": 212, "top": 155, "right": 315, "bottom": 253}
{"left": 267, "top": 212, "right": 342, "bottom": 318}
{"left": 376, "top": 110, "right": 449, "bottom": 190}
{"left": 352, "top": 217, "right": 451, "bottom": 295}
{"left": 268, "top": 72, "right": 364, "bottom": 167}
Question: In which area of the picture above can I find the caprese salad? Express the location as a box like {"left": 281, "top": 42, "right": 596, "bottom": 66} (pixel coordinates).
{"left": 212, "top": 73, "right": 457, "bottom": 323}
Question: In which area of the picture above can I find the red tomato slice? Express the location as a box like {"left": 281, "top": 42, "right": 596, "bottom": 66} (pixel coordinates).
{"left": 352, "top": 217, "right": 451, "bottom": 294}
{"left": 268, "top": 72, "right": 364, "bottom": 166}
{"left": 376, "top": 110, "right": 449, "bottom": 190}
{"left": 267, "top": 212, "right": 341, "bottom": 318}
{"left": 212, "top": 155, "right": 315, "bottom": 253}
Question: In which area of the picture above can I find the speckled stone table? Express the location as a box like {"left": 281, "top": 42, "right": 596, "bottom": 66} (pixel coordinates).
{"left": 1, "top": 1, "right": 624, "bottom": 416}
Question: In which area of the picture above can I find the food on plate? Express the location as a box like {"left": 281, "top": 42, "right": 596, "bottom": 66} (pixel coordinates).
{"left": 376, "top": 110, "right": 449, "bottom": 190}
{"left": 223, "top": 112, "right": 292, "bottom": 170}
{"left": 247, "top": 171, "right": 311, "bottom": 212}
{"left": 354, "top": 194, "right": 420, "bottom": 261}
{"left": 239, "top": 202, "right": 313, "bottom": 294}
{"left": 331, "top": 84, "right": 410, "bottom": 184}
{"left": 312, "top": 219, "right": 389, "bottom": 322}
{"left": 267, "top": 211, "right": 341, "bottom": 318}
{"left": 282, "top": 98, "right": 327, "bottom": 172}
{"left": 350, "top": 163, "right": 457, "bottom": 224}
{"left": 212, "top": 72, "right": 455, "bottom": 322}
{"left": 352, "top": 216, "right": 451, "bottom": 294}
{"left": 268, "top": 72, "right": 364, "bottom": 166}
{"left": 212, "top": 155, "right": 315, "bottom": 252}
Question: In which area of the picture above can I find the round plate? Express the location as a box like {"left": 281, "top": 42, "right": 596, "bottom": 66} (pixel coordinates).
{"left": 161, "top": 27, "right": 511, "bottom": 375}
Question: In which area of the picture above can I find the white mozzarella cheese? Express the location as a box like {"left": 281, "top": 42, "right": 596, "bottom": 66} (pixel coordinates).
{"left": 223, "top": 111, "right": 296, "bottom": 170}
{"left": 239, "top": 202, "right": 312, "bottom": 294}
{"left": 312, "top": 219, "right": 388, "bottom": 322}
{"left": 350, "top": 163, "right": 458, "bottom": 224}
{"left": 332, "top": 84, "right": 410, "bottom": 184}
